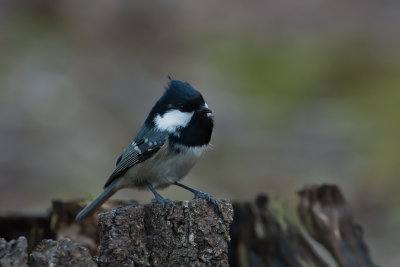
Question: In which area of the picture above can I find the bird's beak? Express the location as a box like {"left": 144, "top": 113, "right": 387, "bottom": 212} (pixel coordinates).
{"left": 198, "top": 105, "right": 212, "bottom": 114}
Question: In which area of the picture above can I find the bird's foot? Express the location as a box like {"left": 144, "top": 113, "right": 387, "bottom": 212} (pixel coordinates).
{"left": 148, "top": 183, "right": 174, "bottom": 208}
{"left": 173, "top": 182, "right": 218, "bottom": 205}
{"left": 193, "top": 191, "right": 223, "bottom": 218}
{"left": 173, "top": 182, "right": 222, "bottom": 217}
{"left": 193, "top": 191, "right": 217, "bottom": 205}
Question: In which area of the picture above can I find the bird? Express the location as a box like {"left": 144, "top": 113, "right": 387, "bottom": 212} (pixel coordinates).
{"left": 76, "top": 79, "right": 214, "bottom": 221}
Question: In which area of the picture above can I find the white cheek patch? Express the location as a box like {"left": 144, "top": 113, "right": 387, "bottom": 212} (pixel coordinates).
{"left": 154, "top": 109, "right": 194, "bottom": 132}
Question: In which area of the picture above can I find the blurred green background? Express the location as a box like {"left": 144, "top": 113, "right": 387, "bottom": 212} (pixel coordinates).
{"left": 0, "top": 1, "right": 399, "bottom": 265}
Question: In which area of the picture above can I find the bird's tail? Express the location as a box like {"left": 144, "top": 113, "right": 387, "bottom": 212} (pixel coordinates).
{"left": 75, "top": 182, "right": 119, "bottom": 221}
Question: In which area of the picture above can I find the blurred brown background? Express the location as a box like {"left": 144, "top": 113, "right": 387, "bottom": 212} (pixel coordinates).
{"left": 0, "top": 1, "right": 399, "bottom": 265}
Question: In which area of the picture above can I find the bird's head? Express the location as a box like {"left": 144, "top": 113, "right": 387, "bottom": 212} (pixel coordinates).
{"left": 147, "top": 80, "right": 213, "bottom": 134}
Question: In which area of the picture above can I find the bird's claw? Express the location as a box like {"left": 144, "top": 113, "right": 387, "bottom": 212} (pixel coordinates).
{"left": 194, "top": 191, "right": 217, "bottom": 204}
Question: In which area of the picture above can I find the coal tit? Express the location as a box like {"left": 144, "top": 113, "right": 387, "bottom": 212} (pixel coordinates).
{"left": 76, "top": 79, "right": 214, "bottom": 221}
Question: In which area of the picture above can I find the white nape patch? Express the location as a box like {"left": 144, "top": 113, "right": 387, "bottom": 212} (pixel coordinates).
{"left": 154, "top": 109, "right": 194, "bottom": 133}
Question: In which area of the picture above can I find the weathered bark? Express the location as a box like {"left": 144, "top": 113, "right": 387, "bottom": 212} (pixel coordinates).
{"left": 30, "top": 238, "right": 96, "bottom": 267}
{"left": 0, "top": 236, "right": 28, "bottom": 267}
{"left": 97, "top": 198, "right": 233, "bottom": 267}
{"left": 229, "top": 194, "right": 328, "bottom": 267}
{"left": 298, "top": 184, "right": 379, "bottom": 267}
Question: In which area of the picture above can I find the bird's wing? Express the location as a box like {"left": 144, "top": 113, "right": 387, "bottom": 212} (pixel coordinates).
{"left": 103, "top": 126, "right": 168, "bottom": 188}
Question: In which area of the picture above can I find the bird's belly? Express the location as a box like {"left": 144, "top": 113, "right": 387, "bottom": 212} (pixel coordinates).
{"left": 124, "top": 145, "right": 207, "bottom": 188}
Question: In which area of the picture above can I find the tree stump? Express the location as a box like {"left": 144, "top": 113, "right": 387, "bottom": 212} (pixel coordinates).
{"left": 97, "top": 198, "right": 233, "bottom": 267}
{"left": 0, "top": 185, "right": 379, "bottom": 266}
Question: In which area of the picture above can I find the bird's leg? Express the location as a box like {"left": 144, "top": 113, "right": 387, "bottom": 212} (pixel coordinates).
{"left": 174, "top": 182, "right": 216, "bottom": 204}
{"left": 147, "top": 184, "right": 174, "bottom": 207}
